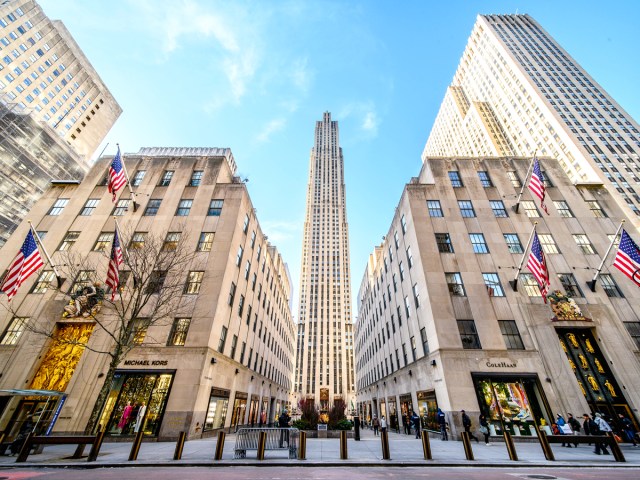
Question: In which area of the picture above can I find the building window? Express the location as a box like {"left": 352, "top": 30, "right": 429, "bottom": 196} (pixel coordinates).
{"left": 80, "top": 198, "right": 99, "bottom": 216}
{"left": 250, "top": 231, "right": 256, "bottom": 248}
{"left": 458, "top": 320, "right": 481, "bottom": 349}
{"left": 624, "top": 322, "right": 640, "bottom": 349}
{"left": 112, "top": 199, "right": 130, "bottom": 216}
{"left": 130, "top": 232, "right": 147, "bottom": 249}
{"left": 238, "top": 295, "right": 245, "bottom": 316}
{"left": 175, "top": 199, "right": 193, "bottom": 216}
{"left": 538, "top": 234, "right": 559, "bottom": 254}
{"left": 57, "top": 231, "right": 79, "bottom": 251}
{"left": 587, "top": 201, "right": 606, "bottom": 218}
{"left": 458, "top": 200, "right": 476, "bottom": 218}
{"left": 427, "top": 200, "right": 443, "bottom": 217}
{"left": 554, "top": 201, "right": 574, "bottom": 218}
{"left": 507, "top": 171, "right": 522, "bottom": 188}
{"left": 478, "top": 171, "right": 493, "bottom": 187}
{"left": 159, "top": 170, "right": 174, "bottom": 186}
{"left": 469, "top": 233, "right": 489, "bottom": 253}
{"left": 483, "top": 273, "right": 505, "bottom": 297}
{"left": 129, "top": 318, "right": 148, "bottom": 345}
{"left": 189, "top": 170, "right": 203, "bottom": 186}
{"left": 144, "top": 199, "right": 161, "bottom": 216}
{"left": 146, "top": 270, "right": 167, "bottom": 294}
{"left": 411, "top": 336, "right": 417, "bottom": 361}
{"left": 48, "top": 198, "right": 68, "bottom": 216}
{"left": 236, "top": 246, "right": 244, "bottom": 266}
{"left": 558, "top": 273, "right": 583, "bottom": 297}
{"left": 243, "top": 214, "right": 250, "bottom": 233}
{"left": 420, "top": 327, "right": 429, "bottom": 355}
{"left": 521, "top": 201, "right": 540, "bottom": 218}
{"left": 228, "top": 282, "right": 236, "bottom": 306}
{"left": 131, "top": 170, "right": 146, "bottom": 186}
{"left": 435, "top": 233, "right": 454, "bottom": 253}
{"left": 93, "top": 232, "right": 114, "bottom": 251}
{"left": 230, "top": 335, "right": 238, "bottom": 360}
{"left": 399, "top": 261, "right": 405, "bottom": 281}
{"left": 445, "top": 272, "right": 466, "bottom": 296}
{"left": 208, "top": 199, "right": 224, "bottom": 216}
{"left": 541, "top": 171, "right": 553, "bottom": 188}
{"left": 519, "top": 273, "right": 542, "bottom": 297}
{"left": 244, "top": 260, "right": 251, "bottom": 280}
{"left": 31, "top": 270, "right": 55, "bottom": 294}
{"left": 600, "top": 274, "right": 623, "bottom": 298}
{"left": 490, "top": 200, "right": 508, "bottom": 218}
{"left": 0, "top": 317, "right": 28, "bottom": 345}
{"left": 573, "top": 234, "right": 596, "bottom": 254}
{"left": 406, "top": 246, "right": 414, "bottom": 268}
{"left": 218, "top": 326, "right": 228, "bottom": 353}
{"left": 412, "top": 283, "right": 420, "bottom": 308}
{"left": 184, "top": 271, "right": 204, "bottom": 294}
{"left": 448, "top": 171, "right": 463, "bottom": 187}
{"left": 197, "top": 232, "right": 214, "bottom": 252}
{"left": 162, "top": 232, "right": 181, "bottom": 251}
{"left": 167, "top": 318, "right": 191, "bottom": 346}
{"left": 394, "top": 231, "right": 399, "bottom": 249}
{"left": 404, "top": 295, "right": 411, "bottom": 318}
{"left": 499, "top": 320, "right": 524, "bottom": 350}
{"left": 504, "top": 233, "right": 524, "bottom": 254}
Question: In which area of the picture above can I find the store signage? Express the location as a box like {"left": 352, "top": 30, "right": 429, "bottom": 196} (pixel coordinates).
{"left": 123, "top": 359, "right": 169, "bottom": 366}
{"left": 485, "top": 359, "right": 517, "bottom": 368}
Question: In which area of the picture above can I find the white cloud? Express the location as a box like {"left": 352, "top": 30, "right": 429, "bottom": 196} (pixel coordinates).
{"left": 290, "top": 57, "right": 313, "bottom": 93}
{"left": 256, "top": 118, "right": 286, "bottom": 143}
{"left": 261, "top": 220, "right": 302, "bottom": 244}
{"left": 338, "top": 101, "right": 380, "bottom": 138}
{"left": 362, "top": 110, "right": 379, "bottom": 134}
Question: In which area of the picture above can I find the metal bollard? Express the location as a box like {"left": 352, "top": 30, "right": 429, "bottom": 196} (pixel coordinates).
{"left": 87, "top": 428, "right": 106, "bottom": 462}
{"left": 128, "top": 429, "right": 144, "bottom": 461}
{"left": 535, "top": 428, "right": 555, "bottom": 461}
{"left": 298, "top": 431, "right": 307, "bottom": 460}
{"left": 380, "top": 430, "right": 390, "bottom": 460}
{"left": 503, "top": 431, "right": 518, "bottom": 461}
{"left": 173, "top": 431, "right": 186, "bottom": 460}
{"left": 421, "top": 430, "right": 432, "bottom": 460}
{"left": 257, "top": 431, "right": 267, "bottom": 460}
{"left": 607, "top": 432, "right": 626, "bottom": 463}
{"left": 461, "top": 431, "right": 474, "bottom": 460}
{"left": 340, "top": 430, "right": 348, "bottom": 459}
{"left": 214, "top": 431, "right": 226, "bottom": 460}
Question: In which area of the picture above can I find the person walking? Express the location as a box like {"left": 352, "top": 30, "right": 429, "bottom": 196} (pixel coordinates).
{"left": 618, "top": 414, "right": 638, "bottom": 446}
{"left": 437, "top": 408, "right": 448, "bottom": 441}
{"left": 568, "top": 413, "right": 581, "bottom": 448}
{"left": 278, "top": 409, "right": 291, "bottom": 448}
{"left": 380, "top": 415, "right": 388, "bottom": 434}
{"left": 372, "top": 414, "right": 380, "bottom": 436}
{"left": 556, "top": 413, "right": 572, "bottom": 448}
{"left": 461, "top": 410, "right": 479, "bottom": 443}
{"left": 479, "top": 414, "right": 490, "bottom": 445}
{"left": 583, "top": 413, "right": 609, "bottom": 455}
{"left": 403, "top": 412, "right": 411, "bottom": 435}
{"left": 411, "top": 410, "right": 421, "bottom": 439}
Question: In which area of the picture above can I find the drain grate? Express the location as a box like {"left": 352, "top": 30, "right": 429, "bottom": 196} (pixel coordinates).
{"left": 525, "top": 476, "right": 557, "bottom": 480}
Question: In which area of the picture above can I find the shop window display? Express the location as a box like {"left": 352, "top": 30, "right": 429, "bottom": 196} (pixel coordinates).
{"left": 204, "top": 388, "right": 229, "bottom": 431}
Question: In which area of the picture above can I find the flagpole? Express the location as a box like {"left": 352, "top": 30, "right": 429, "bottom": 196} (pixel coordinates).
{"left": 114, "top": 217, "right": 136, "bottom": 289}
{"left": 116, "top": 144, "right": 138, "bottom": 212}
{"left": 509, "top": 222, "right": 538, "bottom": 292}
{"left": 586, "top": 219, "right": 625, "bottom": 292}
{"left": 29, "top": 221, "right": 65, "bottom": 288}
{"left": 512, "top": 151, "right": 537, "bottom": 214}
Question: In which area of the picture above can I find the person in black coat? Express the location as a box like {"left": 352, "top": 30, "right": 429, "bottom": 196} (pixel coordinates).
{"left": 437, "top": 408, "right": 448, "bottom": 441}
{"left": 461, "top": 410, "right": 479, "bottom": 443}
{"left": 278, "top": 410, "right": 291, "bottom": 447}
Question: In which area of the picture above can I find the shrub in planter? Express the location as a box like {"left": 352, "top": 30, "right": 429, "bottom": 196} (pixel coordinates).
{"left": 292, "top": 419, "right": 311, "bottom": 430}
{"left": 334, "top": 419, "right": 353, "bottom": 431}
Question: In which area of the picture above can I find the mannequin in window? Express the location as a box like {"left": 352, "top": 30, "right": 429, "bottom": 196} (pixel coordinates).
{"left": 117, "top": 402, "right": 134, "bottom": 432}
{"left": 134, "top": 402, "right": 147, "bottom": 433}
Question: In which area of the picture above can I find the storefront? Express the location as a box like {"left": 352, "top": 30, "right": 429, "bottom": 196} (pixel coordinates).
{"left": 230, "top": 391, "right": 247, "bottom": 428}
{"left": 387, "top": 397, "right": 398, "bottom": 431}
{"left": 260, "top": 397, "right": 269, "bottom": 425}
{"left": 472, "top": 373, "right": 551, "bottom": 436}
{"left": 416, "top": 390, "right": 438, "bottom": 431}
{"left": 97, "top": 370, "right": 174, "bottom": 436}
{"left": 248, "top": 394, "right": 259, "bottom": 426}
{"left": 379, "top": 398, "right": 386, "bottom": 422}
{"left": 204, "top": 388, "right": 229, "bottom": 431}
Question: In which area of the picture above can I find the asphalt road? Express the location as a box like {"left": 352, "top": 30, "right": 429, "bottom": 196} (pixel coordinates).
{"left": 1, "top": 467, "right": 640, "bottom": 480}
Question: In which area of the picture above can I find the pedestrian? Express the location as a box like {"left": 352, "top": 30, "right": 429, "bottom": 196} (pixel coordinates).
{"left": 437, "top": 408, "right": 448, "bottom": 441}
{"left": 583, "top": 413, "right": 609, "bottom": 455}
{"left": 556, "top": 413, "right": 572, "bottom": 448}
{"left": 411, "top": 410, "right": 421, "bottom": 439}
{"left": 403, "top": 413, "right": 411, "bottom": 435}
{"left": 461, "top": 410, "right": 479, "bottom": 443}
{"left": 618, "top": 414, "right": 638, "bottom": 446}
{"left": 372, "top": 414, "right": 380, "bottom": 436}
{"left": 9, "top": 415, "right": 34, "bottom": 455}
{"left": 568, "top": 413, "right": 581, "bottom": 448}
{"left": 278, "top": 409, "right": 291, "bottom": 448}
{"left": 380, "top": 415, "right": 388, "bottom": 433}
{"left": 479, "top": 414, "right": 490, "bottom": 445}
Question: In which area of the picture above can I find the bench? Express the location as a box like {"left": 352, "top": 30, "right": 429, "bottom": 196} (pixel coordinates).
{"left": 234, "top": 427, "right": 299, "bottom": 459}
{"left": 16, "top": 432, "right": 99, "bottom": 463}
{"left": 543, "top": 433, "right": 625, "bottom": 462}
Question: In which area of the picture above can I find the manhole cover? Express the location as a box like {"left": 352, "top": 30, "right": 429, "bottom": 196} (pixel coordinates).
{"left": 526, "top": 476, "right": 557, "bottom": 480}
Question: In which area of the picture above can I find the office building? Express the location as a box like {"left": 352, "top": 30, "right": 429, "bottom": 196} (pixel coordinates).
{"left": 294, "top": 112, "right": 355, "bottom": 410}
{"left": 0, "top": 147, "right": 295, "bottom": 440}
{"left": 424, "top": 14, "right": 640, "bottom": 228}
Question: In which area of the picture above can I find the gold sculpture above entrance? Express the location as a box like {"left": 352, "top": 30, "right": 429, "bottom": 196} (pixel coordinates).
{"left": 30, "top": 323, "right": 95, "bottom": 392}
{"left": 548, "top": 291, "right": 590, "bottom": 322}
{"left": 63, "top": 282, "right": 105, "bottom": 318}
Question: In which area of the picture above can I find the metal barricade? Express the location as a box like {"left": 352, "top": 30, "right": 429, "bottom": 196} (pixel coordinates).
{"left": 234, "top": 428, "right": 299, "bottom": 459}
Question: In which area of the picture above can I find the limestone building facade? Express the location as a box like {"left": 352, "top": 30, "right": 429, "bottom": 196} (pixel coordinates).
{"left": 355, "top": 156, "right": 640, "bottom": 437}
{"left": 0, "top": 147, "right": 295, "bottom": 440}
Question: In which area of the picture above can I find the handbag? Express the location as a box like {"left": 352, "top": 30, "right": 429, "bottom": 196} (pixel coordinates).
{"left": 560, "top": 424, "right": 573, "bottom": 434}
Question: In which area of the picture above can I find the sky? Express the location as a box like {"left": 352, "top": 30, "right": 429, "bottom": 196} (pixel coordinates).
{"left": 38, "top": 0, "right": 640, "bottom": 318}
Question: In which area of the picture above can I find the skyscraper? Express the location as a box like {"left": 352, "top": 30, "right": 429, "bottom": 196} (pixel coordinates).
{"left": 424, "top": 14, "right": 640, "bottom": 227}
{"left": 295, "top": 112, "right": 355, "bottom": 409}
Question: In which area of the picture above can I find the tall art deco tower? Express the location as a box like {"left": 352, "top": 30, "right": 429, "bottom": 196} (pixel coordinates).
{"left": 295, "top": 112, "right": 355, "bottom": 409}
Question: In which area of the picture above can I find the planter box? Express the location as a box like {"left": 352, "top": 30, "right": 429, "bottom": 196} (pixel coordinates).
{"left": 302, "top": 430, "right": 354, "bottom": 439}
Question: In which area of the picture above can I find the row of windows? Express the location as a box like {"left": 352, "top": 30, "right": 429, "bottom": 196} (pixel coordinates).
{"left": 48, "top": 197, "right": 225, "bottom": 217}
{"left": 129, "top": 169, "right": 204, "bottom": 188}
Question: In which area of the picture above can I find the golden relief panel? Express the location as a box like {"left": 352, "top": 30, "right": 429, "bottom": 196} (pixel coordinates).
{"left": 30, "top": 323, "right": 95, "bottom": 392}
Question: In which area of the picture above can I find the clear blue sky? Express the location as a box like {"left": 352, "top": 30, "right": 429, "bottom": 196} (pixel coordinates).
{"left": 40, "top": 0, "right": 640, "bottom": 317}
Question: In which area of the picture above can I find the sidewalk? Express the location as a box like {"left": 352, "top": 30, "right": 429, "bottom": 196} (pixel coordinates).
{"left": 1, "top": 427, "right": 639, "bottom": 468}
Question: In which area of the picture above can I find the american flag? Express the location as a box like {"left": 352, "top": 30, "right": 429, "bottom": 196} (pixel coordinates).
{"left": 527, "top": 231, "right": 550, "bottom": 302}
{"left": 105, "top": 229, "right": 124, "bottom": 299}
{"left": 107, "top": 147, "right": 126, "bottom": 202}
{"left": 613, "top": 229, "right": 640, "bottom": 287}
{"left": 1, "top": 229, "right": 44, "bottom": 302}
{"left": 528, "top": 157, "right": 549, "bottom": 214}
